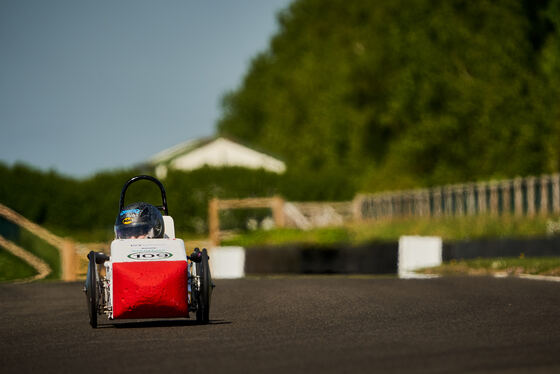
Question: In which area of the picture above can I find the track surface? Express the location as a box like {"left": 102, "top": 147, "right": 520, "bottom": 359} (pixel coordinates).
{"left": 1, "top": 276, "right": 559, "bottom": 373}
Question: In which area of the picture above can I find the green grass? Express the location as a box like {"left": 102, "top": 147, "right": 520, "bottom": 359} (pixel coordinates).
{"left": 0, "top": 247, "right": 38, "bottom": 281}
{"left": 223, "top": 215, "right": 558, "bottom": 247}
{"left": 418, "top": 256, "right": 560, "bottom": 276}
{"left": 222, "top": 227, "right": 351, "bottom": 247}
{"left": 11, "top": 229, "right": 60, "bottom": 280}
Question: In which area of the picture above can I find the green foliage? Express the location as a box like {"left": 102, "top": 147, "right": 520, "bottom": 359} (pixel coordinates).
{"left": 0, "top": 248, "right": 37, "bottom": 282}
{"left": 0, "top": 158, "right": 360, "bottom": 239}
{"left": 1, "top": 161, "right": 556, "bottom": 243}
{"left": 218, "top": 0, "right": 560, "bottom": 191}
{"left": 0, "top": 162, "right": 314, "bottom": 238}
{"left": 5, "top": 1, "right": 560, "bottom": 241}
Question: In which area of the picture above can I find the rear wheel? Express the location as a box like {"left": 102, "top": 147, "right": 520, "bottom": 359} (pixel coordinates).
{"left": 85, "top": 251, "right": 98, "bottom": 328}
{"left": 196, "top": 249, "right": 212, "bottom": 324}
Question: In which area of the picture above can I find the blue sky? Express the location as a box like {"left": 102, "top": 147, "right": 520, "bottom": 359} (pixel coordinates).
{"left": 0, "top": 0, "right": 292, "bottom": 178}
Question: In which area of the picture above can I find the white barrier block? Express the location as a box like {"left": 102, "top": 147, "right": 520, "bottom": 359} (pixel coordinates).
{"left": 208, "top": 246, "right": 246, "bottom": 279}
{"left": 398, "top": 236, "right": 442, "bottom": 279}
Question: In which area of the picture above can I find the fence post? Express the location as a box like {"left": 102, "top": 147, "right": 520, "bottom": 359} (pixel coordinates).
{"left": 388, "top": 195, "right": 394, "bottom": 219}
{"left": 424, "top": 189, "right": 431, "bottom": 217}
{"left": 527, "top": 176, "right": 536, "bottom": 217}
{"left": 352, "top": 194, "right": 364, "bottom": 222}
{"left": 501, "top": 180, "right": 511, "bottom": 215}
{"left": 370, "top": 195, "right": 380, "bottom": 220}
{"left": 208, "top": 198, "right": 220, "bottom": 246}
{"left": 432, "top": 188, "right": 441, "bottom": 217}
{"left": 272, "top": 196, "right": 285, "bottom": 228}
{"left": 444, "top": 186, "right": 453, "bottom": 216}
{"left": 514, "top": 177, "right": 523, "bottom": 216}
{"left": 466, "top": 183, "right": 475, "bottom": 215}
{"left": 393, "top": 194, "right": 401, "bottom": 218}
{"left": 405, "top": 192, "right": 412, "bottom": 217}
{"left": 553, "top": 174, "right": 560, "bottom": 214}
{"left": 418, "top": 189, "right": 429, "bottom": 217}
{"left": 455, "top": 185, "right": 465, "bottom": 216}
{"left": 62, "top": 240, "right": 78, "bottom": 281}
{"left": 477, "top": 182, "right": 487, "bottom": 214}
{"left": 490, "top": 182, "right": 499, "bottom": 216}
{"left": 540, "top": 175, "right": 549, "bottom": 216}
{"left": 372, "top": 195, "right": 378, "bottom": 219}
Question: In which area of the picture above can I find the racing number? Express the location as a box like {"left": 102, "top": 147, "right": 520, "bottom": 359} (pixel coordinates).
{"left": 127, "top": 252, "right": 173, "bottom": 260}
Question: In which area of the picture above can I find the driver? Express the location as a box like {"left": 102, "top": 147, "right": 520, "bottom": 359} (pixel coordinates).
{"left": 114, "top": 202, "right": 164, "bottom": 239}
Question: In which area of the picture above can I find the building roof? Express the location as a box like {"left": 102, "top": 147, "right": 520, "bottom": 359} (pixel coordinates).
{"left": 148, "top": 137, "right": 286, "bottom": 178}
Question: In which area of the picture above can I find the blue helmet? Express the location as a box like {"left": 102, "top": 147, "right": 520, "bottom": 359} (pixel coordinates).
{"left": 114, "top": 202, "right": 164, "bottom": 239}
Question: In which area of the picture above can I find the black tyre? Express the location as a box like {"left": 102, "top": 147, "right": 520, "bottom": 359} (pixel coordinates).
{"left": 196, "top": 249, "right": 212, "bottom": 324}
{"left": 85, "top": 251, "right": 98, "bottom": 328}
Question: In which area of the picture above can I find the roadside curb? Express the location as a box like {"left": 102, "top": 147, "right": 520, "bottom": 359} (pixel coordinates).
{"left": 492, "top": 272, "right": 560, "bottom": 282}
{"left": 517, "top": 274, "right": 560, "bottom": 282}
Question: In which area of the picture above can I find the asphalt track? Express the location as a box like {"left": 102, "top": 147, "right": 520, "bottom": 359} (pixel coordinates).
{"left": 1, "top": 276, "right": 559, "bottom": 373}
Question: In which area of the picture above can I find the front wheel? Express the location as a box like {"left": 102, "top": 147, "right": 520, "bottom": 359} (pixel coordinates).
{"left": 85, "top": 251, "right": 98, "bottom": 328}
{"left": 195, "top": 249, "right": 212, "bottom": 324}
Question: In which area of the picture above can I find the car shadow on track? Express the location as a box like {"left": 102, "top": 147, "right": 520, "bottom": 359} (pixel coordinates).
{"left": 98, "top": 319, "right": 231, "bottom": 329}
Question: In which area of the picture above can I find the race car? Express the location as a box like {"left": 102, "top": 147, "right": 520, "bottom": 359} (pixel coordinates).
{"left": 84, "top": 175, "right": 213, "bottom": 328}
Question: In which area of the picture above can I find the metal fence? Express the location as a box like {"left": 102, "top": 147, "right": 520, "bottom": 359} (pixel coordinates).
{"left": 356, "top": 174, "right": 560, "bottom": 220}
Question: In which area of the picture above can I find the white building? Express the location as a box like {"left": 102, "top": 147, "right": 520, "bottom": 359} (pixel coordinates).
{"left": 148, "top": 137, "right": 286, "bottom": 179}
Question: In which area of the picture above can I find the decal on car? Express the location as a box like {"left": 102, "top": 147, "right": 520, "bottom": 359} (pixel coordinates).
{"left": 127, "top": 252, "right": 173, "bottom": 260}
{"left": 120, "top": 208, "right": 141, "bottom": 216}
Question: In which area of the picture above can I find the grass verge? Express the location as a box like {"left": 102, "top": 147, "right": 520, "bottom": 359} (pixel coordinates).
{"left": 9, "top": 229, "right": 60, "bottom": 280}
{"left": 417, "top": 256, "right": 560, "bottom": 277}
{"left": 223, "top": 215, "right": 558, "bottom": 247}
{"left": 0, "top": 247, "right": 38, "bottom": 281}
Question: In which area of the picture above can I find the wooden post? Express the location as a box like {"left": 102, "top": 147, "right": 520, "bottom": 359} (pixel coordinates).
{"left": 477, "top": 182, "right": 487, "bottom": 214}
{"left": 272, "top": 196, "right": 285, "bottom": 228}
{"left": 62, "top": 240, "right": 78, "bottom": 281}
{"left": 455, "top": 185, "right": 465, "bottom": 216}
{"left": 445, "top": 186, "right": 453, "bottom": 216}
{"left": 374, "top": 196, "right": 381, "bottom": 220}
{"left": 553, "top": 174, "right": 560, "bottom": 214}
{"left": 208, "top": 198, "right": 220, "bottom": 246}
{"left": 394, "top": 194, "right": 402, "bottom": 218}
{"left": 527, "top": 176, "right": 536, "bottom": 217}
{"left": 417, "top": 190, "right": 429, "bottom": 217}
{"left": 433, "top": 188, "right": 442, "bottom": 217}
{"left": 466, "top": 183, "right": 476, "bottom": 215}
{"left": 514, "top": 177, "right": 523, "bottom": 216}
{"left": 352, "top": 195, "right": 364, "bottom": 222}
{"left": 405, "top": 193, "right": 411, "bottom": 217}
{"left": 501, "top": 180, "right": 511, "bottom": 215}
{"left": 490, "top": 182, "right": 499, "bottom": 216}
{"left": 540, "top": 175, "right": 549, "bottom": 216}
{"left": 423, "top": 189, "right": 431, "bottom": 217}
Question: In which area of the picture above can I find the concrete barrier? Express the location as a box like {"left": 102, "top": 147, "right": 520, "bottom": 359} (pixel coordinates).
{"left": 245, "top": 242, "right": 398, "bottom": 275}
{"left": 208, "top": 246, "right": 246, "bottom": 279}
{"left": 210, "top": 236, "right": 558, "bottom": 277}
{"left": 443, "top": 236, "right": 560, "bottom": 260}
{"left": 398, "top": 236, "right": 442, "bottom": 278}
